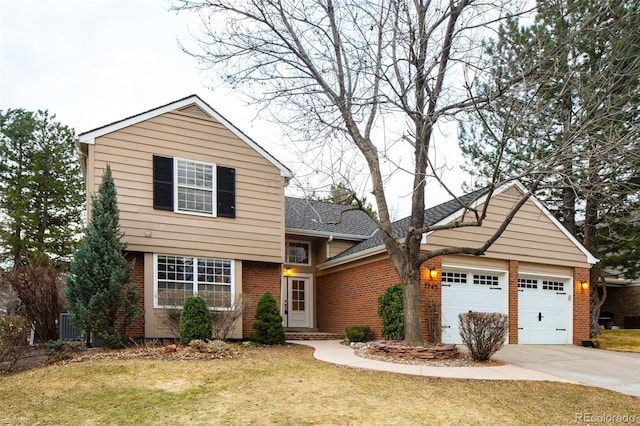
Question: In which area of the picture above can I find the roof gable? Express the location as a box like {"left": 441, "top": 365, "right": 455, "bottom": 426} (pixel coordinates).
{"left": 323, "top": 181, "right": 597, "bottom": 266}
{"left": 77, "top": 94, "right": 292, "bottom": 179}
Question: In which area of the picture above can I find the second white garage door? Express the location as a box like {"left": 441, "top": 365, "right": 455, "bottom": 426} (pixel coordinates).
{"left": 518, "top": 276, "right": 572, "bottom": 344}
{"left": 441, "top": 270, "right": 507, "bottom": 344}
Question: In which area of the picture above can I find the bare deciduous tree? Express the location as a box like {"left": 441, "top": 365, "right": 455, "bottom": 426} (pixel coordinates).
{"left": 173, "top": 0, "right": 578, "bottom": 344}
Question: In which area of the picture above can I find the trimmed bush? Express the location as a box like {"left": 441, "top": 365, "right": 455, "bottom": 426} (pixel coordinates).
{"left": 458, "top": 312, "right": 509, "bottom": 362}
{"left": 179, "top": 297, "right": 212, "bottom": 346}
{"left": 377, "top": 284, "right": 404, "bottom": 340}
{"left": 0, "top": 315, "right": 30, "bottom": 372}
{"left": 250, "top": 292, "right": 285, "bottom": 345}
{"left": 345, "top": 325, "right": 371, "bottom": 342}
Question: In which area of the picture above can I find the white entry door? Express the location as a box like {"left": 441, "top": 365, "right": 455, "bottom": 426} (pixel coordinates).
{"left": 285, "top": 276, "right": 311, "bottom": 328}
{"left": 518, "top": 277, "right": 571, "bottom": 344}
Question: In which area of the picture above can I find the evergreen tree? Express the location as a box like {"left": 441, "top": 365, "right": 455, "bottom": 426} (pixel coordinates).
{"left": 0, "top": 109, "right": 84, "bottom": 267}
{"left": 179, "top": 296, "right": 212, "bottom": 345}
{"left": 65, "top": 166, "right": 138, "bottom": 347}
{"left": 250, "top": 292, "right": 285, "bottom": 345}
{"left": 458, "top": 1, "right": 640, "bottom": 336}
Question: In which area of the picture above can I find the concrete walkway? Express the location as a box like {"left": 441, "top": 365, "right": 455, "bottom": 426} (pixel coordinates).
{"left": 291, "top": 340, "right": 640, "bottom": 398}
{"left": 290, "top": 340, "right": 576, "bottom": 382}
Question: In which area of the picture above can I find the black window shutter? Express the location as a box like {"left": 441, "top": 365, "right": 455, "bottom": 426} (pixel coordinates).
{"left": 217, "top": 166, "right": 235, "bottom": 218}
{"left": 153, "top": 155, "right": 173, "bottom": 210}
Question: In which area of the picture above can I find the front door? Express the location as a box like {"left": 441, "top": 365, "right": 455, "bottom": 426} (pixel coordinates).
{"left": 284, "top": 276, "right": 311, "bottom": 328}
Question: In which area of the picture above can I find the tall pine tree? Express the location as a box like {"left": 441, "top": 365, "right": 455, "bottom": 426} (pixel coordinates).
{"left": 459, "top": 0, "right": 640, "bottom": 336}
{"left": 0, "top": 109, "right": 84, "bottom": 267}
{"left": 65, "top": 165, "right": 138, "bottom": 347}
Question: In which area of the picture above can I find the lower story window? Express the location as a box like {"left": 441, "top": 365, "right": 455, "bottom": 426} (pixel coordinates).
{"left": 155, "top": 254, "right": 234, "bottom": 309}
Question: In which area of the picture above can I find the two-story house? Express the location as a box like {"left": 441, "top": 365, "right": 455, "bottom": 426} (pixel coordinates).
{"left": 77, "top": 95, "right": 596, "bottom": 345}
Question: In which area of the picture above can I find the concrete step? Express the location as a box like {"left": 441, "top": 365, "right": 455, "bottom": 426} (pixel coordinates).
{"left": 286, "top": 331, "right": 344, "bottom": 340}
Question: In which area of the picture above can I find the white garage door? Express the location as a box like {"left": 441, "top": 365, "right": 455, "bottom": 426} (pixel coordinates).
{"left": 441, "top": 270, "right": 507, "bottom": 344}
{"left": 518, "top": 277, "right": 571, "bottom": 344}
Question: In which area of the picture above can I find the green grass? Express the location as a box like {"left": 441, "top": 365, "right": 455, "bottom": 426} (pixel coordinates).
{"left": 0, "top": 345, "right": 638, "bottom": 425}
{"left": 595, "top": 329, "right": 640, "bottom": 352}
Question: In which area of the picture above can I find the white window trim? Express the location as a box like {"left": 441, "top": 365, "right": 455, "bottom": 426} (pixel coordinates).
{"left": 285, "top": 240, "right": 312, "bottom": 266}
{"left": 153, "top": 253, "right": 235, "bottom": 310}
{"left": 174, "top": 157, "right": 218, "bottom": 217}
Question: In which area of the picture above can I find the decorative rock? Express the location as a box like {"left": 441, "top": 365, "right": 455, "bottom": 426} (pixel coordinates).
{"left": 365, "top": 341, "right": 458, "bottom": 361}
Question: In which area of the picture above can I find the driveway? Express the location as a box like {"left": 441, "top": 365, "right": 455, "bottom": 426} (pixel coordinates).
{"left": 494, "top": 345, "right": 640, "bottom": 398}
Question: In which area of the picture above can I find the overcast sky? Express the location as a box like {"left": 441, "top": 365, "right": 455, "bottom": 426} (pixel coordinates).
{"left": 1, "top": 0, "right": 467, "bottom": 217}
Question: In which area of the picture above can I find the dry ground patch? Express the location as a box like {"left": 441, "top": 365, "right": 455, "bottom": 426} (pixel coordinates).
{"left": 594, "top": 329, "right": 640, "bottom": 353}
{"left": 0, "top": 344, "right": 638, "bottom": 425}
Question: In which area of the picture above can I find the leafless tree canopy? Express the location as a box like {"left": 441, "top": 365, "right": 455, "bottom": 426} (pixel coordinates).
{"left": 173, "top": 0, "right": 591, "bottom": 344}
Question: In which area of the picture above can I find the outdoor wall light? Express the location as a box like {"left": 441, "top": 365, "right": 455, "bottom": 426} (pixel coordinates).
{"left": 427, "top": 267, "right": 438, "bottom": 280}
{"left": 581, "top": 280, "right": 589, "bottom": 291}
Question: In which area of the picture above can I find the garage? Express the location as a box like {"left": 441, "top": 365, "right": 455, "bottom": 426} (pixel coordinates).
{"left": 441, "top": 269, "right": 508, "bottom": 344}
{"left": 518, "top": 276, "right": 572, "bottom": 344}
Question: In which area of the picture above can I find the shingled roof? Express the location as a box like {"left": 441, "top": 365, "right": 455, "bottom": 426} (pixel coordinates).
{"left": 329, "top": 188, "right": 488, "bottom": 260}
{"left": 285, "top": 196, "right": 378, "bottom": 239}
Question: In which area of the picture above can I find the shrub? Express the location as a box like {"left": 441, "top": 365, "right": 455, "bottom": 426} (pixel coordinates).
{"left": 458, "top": 312, "right": 509, "bottom": 362}
{"left": 345, "top": 325, "right": 371, "bottom": 342}
{"left": 3, "top": 263, "right": 65, "bottom": 342}
{"left": 163, "top": 292, "right": 255, "bottom": 340}
{"left": 250, "top": 292, "right": 285, "bottom": 345}
{"left": 44, "top": 339, "right": 86, "bottom": 362}
{"left": 179, "top": 297, "right": 212, "bottom": 346}
{"left": 377, "top": 284, "right": 404, "bottom": 340}
{"left": 0, "top": 315, "right": 30, "bottom": 372}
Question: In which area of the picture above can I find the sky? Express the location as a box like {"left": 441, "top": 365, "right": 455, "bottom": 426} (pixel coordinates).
{"left": 1, "top": 0, "right": 468, "bottom": 219}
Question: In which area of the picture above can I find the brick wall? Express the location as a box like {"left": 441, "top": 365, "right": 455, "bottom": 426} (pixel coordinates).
{"left": 317, "top": 255, "right": 443, "bottom": 341}
{"left": 601, "top": 286, "right": 640, "bottom": 327}
{"left": 242, "top": 261, "right": 282, "bottom": 339}
{"left": 125, "top": 252, "right": 145, "bottom": 338}
{"left": 508, "top": 260, "right": 519, "bottom": 344}
{"left": 420, "top": 257, "right": 442, "bottom": 342}
{"left": 317, "top": 258, "right": 398, "bottom": 339}
{"left": 573, "top": 267, "right": 591, "bottom": 344}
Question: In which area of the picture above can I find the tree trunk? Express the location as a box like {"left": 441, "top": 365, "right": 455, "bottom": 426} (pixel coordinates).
{"left": 402, "top": 262, "right": 423, "bottom": 345}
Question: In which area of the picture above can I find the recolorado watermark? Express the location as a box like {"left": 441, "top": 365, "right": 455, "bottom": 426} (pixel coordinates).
{"left": 575, "top": 413, "right": 637, "bottom": 424}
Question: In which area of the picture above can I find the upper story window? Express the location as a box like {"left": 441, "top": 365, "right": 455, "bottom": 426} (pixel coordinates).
{"left": 177, "top": 159, "right": 214, "bottom": 214}
{"left": 153, "top": 155, "right": 235, "bottom": 218}
{"left": 286, "top": 240, "right": 310, "bottom": 265}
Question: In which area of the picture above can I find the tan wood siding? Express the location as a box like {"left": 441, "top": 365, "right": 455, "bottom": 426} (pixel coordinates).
{"left": 426, "top": 191, "right": 591, "bottom": 268}
{"left": 442, "top": 255, "right": 507, "bottom": 271}
{"left": 88, "top": 108, "right": 286, "bottom": 263}
{"left": 328, "top": 240, "right": 357, "bottom": 259}
{"left": 518, "top": 262, "right": 572, "bottom": 277}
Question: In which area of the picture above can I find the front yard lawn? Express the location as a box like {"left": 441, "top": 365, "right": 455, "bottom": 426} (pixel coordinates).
{"left": 0, "top": 344, "right": 638, "bottom": 425}
{"left": 595, "top": 329, "right": 640, "bottom": 353}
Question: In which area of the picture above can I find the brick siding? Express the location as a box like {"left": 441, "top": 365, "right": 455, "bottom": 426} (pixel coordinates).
{"left": 601, "top": 286, "right": 640, "bottom": 327}
{"left": 573, "top": 267, "right": 591, "bottom": 344}
{"left": 242, "top": 261, "right": 282, "bottom": 339}
{"left": 508, "top": 260, "right": 519, "bottom": 344}
{"left": 125, "top": 252, "right": 145, "bottom": 338}
{"left": 317, "top": 255, "right": 444, "bottom": 341}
